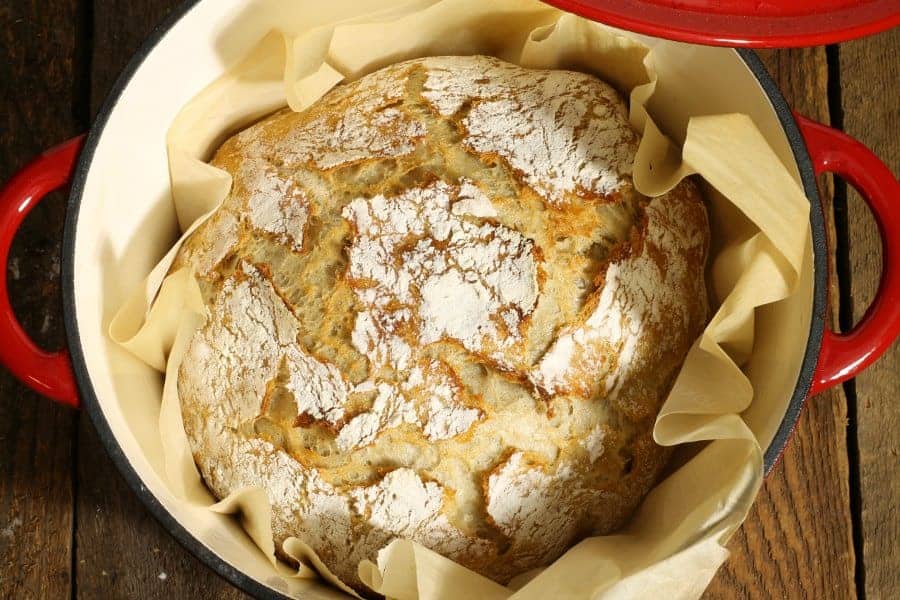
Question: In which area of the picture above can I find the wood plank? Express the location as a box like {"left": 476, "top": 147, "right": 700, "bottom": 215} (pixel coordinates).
{"left": 0, "top": 0, "right": 86, "bottom": 597}
{"left": 838, "top": 28, "right": 900, "bottom": 600}
{"left": 704, "top": 47, "right": 856, "bottom": 599}
{"left": 74, "top": 0, "right": 246, "bottom": 597}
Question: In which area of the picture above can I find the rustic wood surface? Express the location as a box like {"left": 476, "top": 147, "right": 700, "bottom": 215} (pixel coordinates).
{"left": 838, "top": 27, "right": 900, "bottom": 600}
{"left": 0, "top": 1, "right": 896, "bottom": 598}
{"left": 0, "top": 1, "right": 85, "bottom": 598}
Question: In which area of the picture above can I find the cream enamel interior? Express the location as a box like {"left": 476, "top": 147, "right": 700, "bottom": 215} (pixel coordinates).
{"left": 68, "top": 1, "right": 814, "bottom": 597}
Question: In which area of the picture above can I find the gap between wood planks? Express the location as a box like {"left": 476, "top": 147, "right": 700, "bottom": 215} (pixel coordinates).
{"left": 827, "top": 43, "right": 867, "bottom": 600}
{"left": 71, "top": 0, "right": 94, "bottom": 598}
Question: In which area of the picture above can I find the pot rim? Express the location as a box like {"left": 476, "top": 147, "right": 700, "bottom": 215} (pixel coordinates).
{"left": 744, "top": 48, "right": 826, "bottom": 471}
{"left": 59, "top": 2, "right": 827, "bottom": 597}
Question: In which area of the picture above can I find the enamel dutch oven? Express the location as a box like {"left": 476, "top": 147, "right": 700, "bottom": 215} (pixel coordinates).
{"left": 0, "top": 0, "right": 898, "bottom": 598}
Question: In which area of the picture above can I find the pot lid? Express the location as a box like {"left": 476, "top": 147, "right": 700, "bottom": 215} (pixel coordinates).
{"left": 542, "top": 0, "right": 900, "bottom": 47}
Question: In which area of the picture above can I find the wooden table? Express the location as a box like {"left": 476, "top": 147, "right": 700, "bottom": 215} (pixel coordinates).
{"left": 1, "top": 2, "right": 897, "bottom": 598}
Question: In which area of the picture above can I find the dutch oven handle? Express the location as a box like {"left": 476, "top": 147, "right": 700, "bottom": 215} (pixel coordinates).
{"left": 796, "top": 114, "right": 900, "bottom": 395}
{"left": 0, "top": 137, "right": 83, "bottom": 408}
{"left": 2, "top": 123, "right": 896, "bottom": 404}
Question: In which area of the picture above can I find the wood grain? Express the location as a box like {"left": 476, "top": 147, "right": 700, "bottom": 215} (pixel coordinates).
{"left": 73, "top": 1, "right": 248, "bottom": 598}
{"left": 704, "top": 47, "right": 856, "bottom": 599}
{"left": 0, "top": 2, "right": 893, "bottom": 598}
{"left": 0, "top": 0, "right": 86, "bottom": 598}
{"left": 838, "top": 28, "right": 900, "bottom": 600}
{"left": 75, "top": 425, "right": 248, "bottom": 599}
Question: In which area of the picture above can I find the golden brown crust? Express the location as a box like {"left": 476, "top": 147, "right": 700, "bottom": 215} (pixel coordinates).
{"left": 174, "top": 56, "right": 709, "bottom": 592}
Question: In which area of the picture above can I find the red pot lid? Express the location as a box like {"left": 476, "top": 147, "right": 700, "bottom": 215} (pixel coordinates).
{"left": 542, "top": 0, "right": 900, "bottom": 47}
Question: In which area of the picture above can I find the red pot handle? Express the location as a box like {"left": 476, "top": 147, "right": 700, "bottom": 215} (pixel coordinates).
{"left": 0, "top": 137, "right": 83, "bottom": 408}
{"left": 796, "top": 114, "right": 900, "bottom": 395}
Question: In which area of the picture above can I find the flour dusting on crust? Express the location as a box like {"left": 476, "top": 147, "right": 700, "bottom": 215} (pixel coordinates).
{"left": 343, "top": 179, "right": 539, "bottom": 371}
{"left": 188, "top": 211, "right": 240, "bottom": 276}
{"left": 335, "top": 383, "right": 418, "bottom": 451}
{"left": 423, "top": 56, "right": 638, "bottom": 205}
{"left": 530, "top": 192, "right": 707, "bottom": 401}
{"left": 486, "top": 452, "right": 584, "bottom": 565}
{"left": 180, "top": 264, "right": 350, "bottom": 428}
{"left": 452, "top": 178, "right": 498, "bottom": 218}
{"left": 238, "top": 158, "right": 309, "bottom": 252}
{"left": 281, "top": 64, "right": 426, "bottom": 170}
{"left": 582, "top": 425, "right": 608, "bottom": 464}
{"left": 404, "top": 360, "right": 482, "bottom": 441}
{"left": 176, "top": 55, "right": 709, "bottom": 593}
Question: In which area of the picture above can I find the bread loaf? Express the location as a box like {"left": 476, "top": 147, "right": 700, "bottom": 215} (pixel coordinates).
{"left": 173, "top": 55, "right": 709, "bottom": 593}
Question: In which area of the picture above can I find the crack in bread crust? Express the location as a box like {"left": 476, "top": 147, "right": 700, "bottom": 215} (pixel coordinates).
{"left": 175, "top": 56, "right": 709, "bottom": 593}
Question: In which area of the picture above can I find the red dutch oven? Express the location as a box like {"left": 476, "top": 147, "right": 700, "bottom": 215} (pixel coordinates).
{"left": 0, "top": 1, "right": 898, "bottom": 598}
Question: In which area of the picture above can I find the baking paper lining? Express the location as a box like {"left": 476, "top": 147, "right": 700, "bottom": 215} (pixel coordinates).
{"left": 108, "top": 1, "right": 809, "bottom": 598}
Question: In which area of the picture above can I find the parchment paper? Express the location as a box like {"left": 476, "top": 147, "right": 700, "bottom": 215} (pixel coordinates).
{"left": 109, "top": 1, "right": 810, "bottom": 598}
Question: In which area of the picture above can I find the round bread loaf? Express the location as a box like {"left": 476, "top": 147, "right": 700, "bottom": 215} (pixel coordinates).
{"left": 174, "top": 55, "right": 709, "bottom": 592}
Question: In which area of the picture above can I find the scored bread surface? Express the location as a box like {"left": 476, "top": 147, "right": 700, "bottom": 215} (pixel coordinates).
{"left": 173, "top": 55, "right": 709, "bottom": 592}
